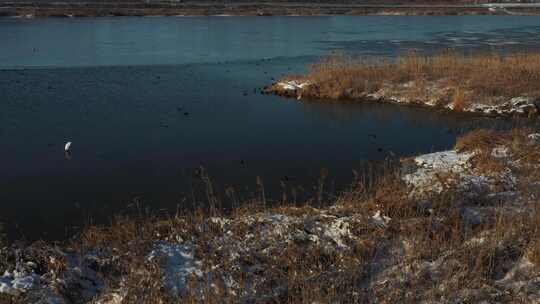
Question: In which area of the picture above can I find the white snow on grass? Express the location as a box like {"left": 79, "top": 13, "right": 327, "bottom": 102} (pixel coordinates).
{"left": 0, "top": 270, "right": 38, "bottom": 296}
{"left": 401, "top": 148, "right": 522, "bottom": 198}
{"left": 403, "top": 150, "right": 476, "bottom": 195}
{"left": 371, "top": 210, "right": 391, "bottom": 228}
{"left": 529, "top": 133, "right": 540, "bottom": 144}
{"left": 321, "top": 217, "right": 351, "bottom": 249}
{"left": 276, "top": 80, "right": 311, "bottom": 91}
{"left": 413, "top": 150, "right": 474, "bottom": 171}
{"left": 148, "top": 243, "right": 203, "bottom": 296}
{"left": 491, "top": 146, "right": 510, "bottom": 158}
{"left": 464, "top": 97, "right": 538, "bottom": 115}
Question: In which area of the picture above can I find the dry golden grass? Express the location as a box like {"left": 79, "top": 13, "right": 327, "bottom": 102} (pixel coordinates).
{"left": 451, "top": 87, "right": 468, "bottom": 111}
{"left": 302, "top": 51, "right": 540, "bottom": 105}
{"left": 454, "top": 129, "right": 511, "bottom": 152}
{"left": 77, "top": 215, "right": 171, "bottom": 303}
{"left": 527, "top": 237, "right": 540, "bottom": 268}
{"left": 455, "top": 128, "right": 540, "bottom": 177}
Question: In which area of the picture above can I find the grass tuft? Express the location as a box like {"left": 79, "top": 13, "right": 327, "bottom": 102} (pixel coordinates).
{"left": 454, "top": 129, "right": 510, "bottom": 152}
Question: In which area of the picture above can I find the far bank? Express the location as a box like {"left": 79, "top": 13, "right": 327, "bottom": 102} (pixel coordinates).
{"left": 2, "top": 2, "right": 540, "bottom": 17}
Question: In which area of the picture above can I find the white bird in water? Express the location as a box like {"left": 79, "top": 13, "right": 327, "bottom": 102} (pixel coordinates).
{"left": 64, "top": 142, "right": 72, "bottom": 160}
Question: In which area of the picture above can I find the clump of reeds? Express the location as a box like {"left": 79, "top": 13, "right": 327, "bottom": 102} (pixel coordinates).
{"left": 454, "top": 128, "right": 540, "bottom": 179}
{"left": 303, "top": 50, "right": 540, "bottom": 104}
{"left": 454, "top": 129, "right": 511, "bottom": 152}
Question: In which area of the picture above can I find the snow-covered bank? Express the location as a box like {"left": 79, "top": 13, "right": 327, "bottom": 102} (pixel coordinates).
{"left": 266, "top": 79, "right": 540, "bottom": 118}
{"left": 1, "top": 129, "right": 539, "bottom": 303}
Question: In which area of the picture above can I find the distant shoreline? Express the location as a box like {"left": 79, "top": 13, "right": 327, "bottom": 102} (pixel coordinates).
{"left": 2, "top": 2, "right": 540, "bottom": 17}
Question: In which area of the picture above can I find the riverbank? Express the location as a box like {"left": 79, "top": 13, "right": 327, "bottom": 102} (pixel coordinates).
{"left": 2, "top": 2, "right": 540, "bottom": 17}
{"left": 1, "top": 129, "right": 539, "bottom": 303}
{"left": 266, "top": 52, "right": 540, "bottom": 118}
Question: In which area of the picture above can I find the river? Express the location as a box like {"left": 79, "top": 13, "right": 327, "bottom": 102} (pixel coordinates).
{"left": 1, "top": 16, "right": 539, "bottom": 240}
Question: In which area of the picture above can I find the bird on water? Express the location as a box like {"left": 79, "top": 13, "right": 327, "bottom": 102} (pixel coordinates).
{"left": 64, "top": 141, "right": 72, "bottom": 160}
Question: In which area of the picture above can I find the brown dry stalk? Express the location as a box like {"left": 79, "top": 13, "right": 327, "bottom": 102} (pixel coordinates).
{"left": 302, "top": 51, "right": 540, "bottom": 104}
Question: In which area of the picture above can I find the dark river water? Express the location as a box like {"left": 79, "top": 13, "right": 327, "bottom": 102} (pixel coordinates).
{"left": 1, "top": 16, "right": 540, "bottom": 241}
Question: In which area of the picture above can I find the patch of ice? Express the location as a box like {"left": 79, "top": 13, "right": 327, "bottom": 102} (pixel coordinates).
{"left": 148, "top": 243, "right": 203, "bottom": 296}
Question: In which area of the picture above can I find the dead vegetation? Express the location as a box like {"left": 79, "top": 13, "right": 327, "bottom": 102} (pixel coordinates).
{"left": 309, "top": 51, "right": 540, "bottom": 100}
{"left": 455, "top": 129, "right": 511, "bottom": 152}
{"left": 270, "top": 51, "right": 540, "bottom": 116}
{"left": 1, "top": 129, "right": 539, "bottom": 303}
{"left": 0, "top": 224, "right": 5, "bottom": 250}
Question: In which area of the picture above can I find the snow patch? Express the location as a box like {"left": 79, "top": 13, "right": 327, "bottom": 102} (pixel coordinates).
{"left": 491, "top": 146, "right": 510, "bottom": 158}
{"left": 465, "top": 97, "right": 538, "bottom": 116}
{"left": 321, "top": 217, "right": 351, "bottom": 248}
{"left": 0, "top": 270, "right": 38, "bottom": 296}
{"left": 276, "top": 80, "right": 311, "bottom": 91}
{"left": 402, "top": 150, "right": 475, "bottom": 195}
{"left": 148, "top": 243, "right": 203, "bottom": 296}
{"left": 371, "top": 211, "right": 391, "bottom": 228}
{"left": 529, "top": 133, "right": 540, "bottom": 144}
{"left": 413, "top": 151, "right": 474, "bottom": 171}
